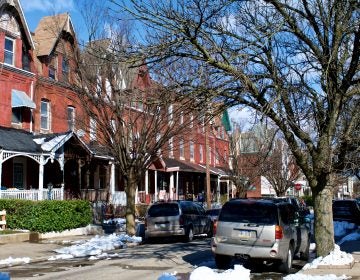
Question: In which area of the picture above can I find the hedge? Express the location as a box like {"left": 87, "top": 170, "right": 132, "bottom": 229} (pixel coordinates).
{"left": 0, "top": 199, "right": 92, "bottom": 233}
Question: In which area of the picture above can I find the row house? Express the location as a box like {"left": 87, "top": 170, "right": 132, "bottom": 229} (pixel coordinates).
{"left": 0, "top": 0, "right": 232, "bottom": 205}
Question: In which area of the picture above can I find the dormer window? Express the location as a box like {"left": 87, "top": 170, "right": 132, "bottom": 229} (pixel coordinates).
{"left": 4, "top": 37, "right": 14, "bottom": 66}
{"left": 22, "top": 46, "right": 31, "bottom": 72}
{"left": 49, "top": 55, "right": 57, "bottom": 80}
{"left": 62, "top": 57, "right": 69, "bottom": 82}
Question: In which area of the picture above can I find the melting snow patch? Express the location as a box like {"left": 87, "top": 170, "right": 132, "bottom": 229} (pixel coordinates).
{"left": 0, "top": 257, "right": 30, "bottom": 266}
{"left": 284, "top": 274, "right": 349, "bottom": 280}
{"left": 302, "top": 245, "right": 353, "bottom": 270}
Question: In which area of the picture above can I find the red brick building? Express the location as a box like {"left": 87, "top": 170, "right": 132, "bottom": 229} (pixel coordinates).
{"left": 0, "top": 0, "right": 231, "bottom": 205}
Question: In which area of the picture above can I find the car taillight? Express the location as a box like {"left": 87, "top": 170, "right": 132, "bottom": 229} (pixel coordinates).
{"left": 213, "top": 221, "right": 217, "bottom": 235}
{"left": 179, "top": 215, "right": 184, "bottom": 226}
{"left": 275, "top": 225, "right": 283, "bottom": 239}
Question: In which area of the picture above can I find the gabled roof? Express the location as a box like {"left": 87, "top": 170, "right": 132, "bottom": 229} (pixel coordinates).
{"left": 33, "top": 13, "right": 75, "bottom": 57}
{"left": 33, "top": 131, "right": 92, "bottom": 154}
{"left": 0, "top": 0, "right": 35, "bottom": 49}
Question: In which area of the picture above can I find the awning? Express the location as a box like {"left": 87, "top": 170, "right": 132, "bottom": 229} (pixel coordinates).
{"left": 11, "top": 89, "right": 36, "bottom": 109}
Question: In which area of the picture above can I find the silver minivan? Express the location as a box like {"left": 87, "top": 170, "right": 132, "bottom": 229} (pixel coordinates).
{"left": 145, "top": 201, "right": 213, "bottom": 242}
{"left": 211, "top": 199, "right": 310, "bottom": 273}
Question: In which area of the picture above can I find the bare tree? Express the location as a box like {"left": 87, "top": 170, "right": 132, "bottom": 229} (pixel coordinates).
{"left": 261, "top": 138, "right": 301, "bottom": 197}
{"left": 227, "top": 123, "right": 263, "bottom": 198}
{"left": 113, "top": 0, "right": 360, "bottom": 256}
{"left": 70, "top": 27, "right": 206, "bottom": 234}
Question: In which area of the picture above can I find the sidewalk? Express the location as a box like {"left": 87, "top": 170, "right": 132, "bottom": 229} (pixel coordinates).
{"left": 299, "top": 240, "right": 360, "bottom": 279}
{"left": 1, "top": 232, "right": 360, "bottom": 278}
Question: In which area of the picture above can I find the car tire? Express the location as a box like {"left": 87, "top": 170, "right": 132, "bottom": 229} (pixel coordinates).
{"left": 184, "top": 226, "right": 194, "bottom": 242}
{"left": 300, "top": 236, "right": 310, "bottom": 261}
{"left": 278, "top": 244, "right": 294, "bottom": 273}
{"left": 215, "top": 254, "right": 232, "bottom": 270}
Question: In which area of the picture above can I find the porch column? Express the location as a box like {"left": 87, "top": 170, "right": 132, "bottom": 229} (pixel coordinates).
{"left": 145, "top": 170, "right": 149, "bottom": 195}
{"left": 0, "top": 150, "right": 3, "bottom": 189}
{"left": 38, "top": 155, "right": 44, "bottom": 200}
{"left": 110, "top": 162, "right": 115, "bottom": 203}
{"left": 217, "top": 176, "right": 220, "bottom": 203}
{"left": 169, "top": 172, "right": 174, "bottom": 200}
{"left": 176, "top": 171, "right": 179, "bottom": 200}
{"left": 226, "top": 179, "right": 230, "bottom": 201}
{"left": 154, "top": 170, "right": 158, "bottom": 202}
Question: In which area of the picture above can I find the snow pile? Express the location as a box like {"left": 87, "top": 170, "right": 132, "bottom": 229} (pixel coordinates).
{"left": 158, "top": 265, "right": 251, "bottom": 280}
{"left": 0, "top": 257, "right": 30, "bottom": 266}
{"left": 48, "top": 233, "right": 141, "bottom": 260}
{"left": 302, "top": 245, "right": 353, "bottom": 270}
{"left": 283, "top": 274, "right": 349, "bottom": 280}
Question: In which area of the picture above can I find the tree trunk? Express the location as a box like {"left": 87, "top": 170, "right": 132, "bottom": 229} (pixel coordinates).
{"left": 313, "top": 185, "right": 335, "bottom": 257}
{"left": 125, "top": 168, "right": 137, "bottom": 236}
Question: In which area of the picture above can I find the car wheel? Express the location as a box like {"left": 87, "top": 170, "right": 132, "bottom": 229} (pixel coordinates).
{"left": 184, "top": 226, "right": 194, "bottom": 242}
{"left": 215, "top": 254, "right": 232, "bottom": 270}
{"left": 278, "top": 244, "right": 294, "bottom": 273}
{"left": 300, "top": 236, "right": 310, "bottom": 261}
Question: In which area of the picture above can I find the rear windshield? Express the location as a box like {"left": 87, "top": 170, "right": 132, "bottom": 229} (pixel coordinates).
{"left": 147, "top": 203, "right": 180, "bottom": 217}
{"left": 219, "top": 201, "right": 277, "bottom": 224}
{"left": 207, "top": 209, "right": 221, "bottom": 216}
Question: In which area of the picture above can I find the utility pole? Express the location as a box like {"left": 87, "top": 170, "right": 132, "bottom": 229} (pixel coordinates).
{"left": 205, "top": 119, "right": 211, "bottom": 209}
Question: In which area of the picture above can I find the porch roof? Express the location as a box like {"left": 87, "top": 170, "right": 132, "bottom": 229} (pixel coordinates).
{"left": 0, "top": 126, "right": 41, "bottom": 152}
{"left": 163, "top": 158, "right": 206, "bottom": 173}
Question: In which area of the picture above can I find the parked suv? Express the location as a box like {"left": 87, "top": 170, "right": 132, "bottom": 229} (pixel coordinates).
{"left": 211, "top": 199, "right": 310, "bottom": 273}
{"left": 333, "top": 199, "right": 360, "bottom": 225}
{"left": 144, "top": 200, "right": 213, "bottom": 242}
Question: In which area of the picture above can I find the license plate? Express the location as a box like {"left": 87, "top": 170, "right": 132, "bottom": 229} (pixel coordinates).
{"left": 155, "top": 223, "right": 168, "bottom": 230}
{"left": 233, "top": 230, "right": 254, "bottom": 239}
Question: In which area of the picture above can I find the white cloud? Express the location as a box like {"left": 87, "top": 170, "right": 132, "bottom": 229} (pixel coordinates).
{"left": 21, "top": 0, "right": 74, "bottom": 13}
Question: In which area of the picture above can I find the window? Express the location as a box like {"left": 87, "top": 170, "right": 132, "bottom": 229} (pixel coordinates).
{"left": 189, "top": 114, "right": 193, "bottom": 128}
{"left": 180, "top": 111, "right": 184, "bottom": 124}
{"left": 62, "top": 57, "right": 69, "bottom": 82}
{"left": 67, "top": 106, "right": 75, "bottom": 131}
{"left": 168, "top": 104, "right": 173, "bottom": 125}
{"left": 199, "top": 145, "right": 204, "bottom": 163}
{"left": 40, "top": 100, "right": 50, "bottom": 130}
{"left": 48, "top": 55, "right": 57, "bottom": 80}
{"left": 190, "top": 141, "right": 194, "bottom": 161}
{"left": 201, "top": 116, "right": 205, "bottom": 132}
{"left": 179, "top": 139, "right": 184, "bottom": 159}
{"left": 22, "top": 45, "right": 31, "bottom": 71}
{"left": 12, "top": 108, "right": 22, "bottom": 124}
{"left": 169, "top": 137, "right": 174, "bottom": 158}
{"left": 4, "top": 37, "right": 14, "bottom": 65}
{"left": 90, "top": 118, "right": 97, "bottom": 141}
{"left": 13, "top": 163, "right": 24, "bottom": 189}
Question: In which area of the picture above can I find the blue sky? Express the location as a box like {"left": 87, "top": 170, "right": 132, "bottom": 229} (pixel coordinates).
{"left": 21, "top": 0, "right": 87, "bottom": 41}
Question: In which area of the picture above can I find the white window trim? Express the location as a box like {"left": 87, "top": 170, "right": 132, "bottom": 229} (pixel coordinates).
{"left": 179, "top": 139, "right": 185, "bottom": 160}
{"left": 169, "top": 137, "right": 174, "bottom": 158}
{"left": 190, "top": 141, "right": 194, "bottom": 162}
{"left": 4, "top": 36, "right": 15, "bottom": 66}
{"left": 40, "top": 100, "right": 50, "bottom": 130}
{"left": 67, "top": 106, "right": 75, "bottom": 131}
{"left": 90, "top": 118, "right": 97, "bottom": 141}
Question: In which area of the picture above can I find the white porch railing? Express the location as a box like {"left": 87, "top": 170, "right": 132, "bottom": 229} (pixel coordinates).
{"left": 111, "top": 191, "right": 127, "bottom": 206}
{"left": 0, "top": 188, "right": 64, "bottom": 201}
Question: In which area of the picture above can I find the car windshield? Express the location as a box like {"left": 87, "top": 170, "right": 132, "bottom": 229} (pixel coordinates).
{"left": 219, "top": 202, "right": 277, "bottom": 224}
{"left": 147, "top": 203, "right": 180, "bottom": 217}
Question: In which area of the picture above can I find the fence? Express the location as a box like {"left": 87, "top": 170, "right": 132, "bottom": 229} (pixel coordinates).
{"left": 0, "top": 210, "right": 6, "bottom": 230}
{"left": 0, "top": 188, "right": 64, "bottom": 201}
